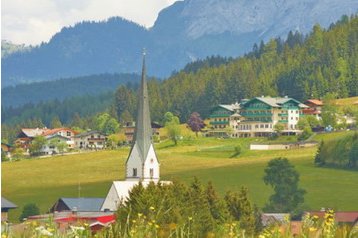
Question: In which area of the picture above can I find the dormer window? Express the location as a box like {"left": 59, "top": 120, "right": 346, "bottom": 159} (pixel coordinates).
{"left": 133, "top": 168, "right": 137, "bottom": 177}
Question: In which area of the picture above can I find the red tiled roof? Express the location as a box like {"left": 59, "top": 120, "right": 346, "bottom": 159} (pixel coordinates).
{"left": 305, "top": 99, "right": 324, "bottom": 106}
{"left": 42, "top": 128, "right": 78, "bottom": 136}
{"left": 308, "top": 211, "right": 358, "bottom": 223}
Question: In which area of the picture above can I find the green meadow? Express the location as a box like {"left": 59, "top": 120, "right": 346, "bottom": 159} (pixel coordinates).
{"left": 2, "top": 131, "right": 358, "bottom": 222}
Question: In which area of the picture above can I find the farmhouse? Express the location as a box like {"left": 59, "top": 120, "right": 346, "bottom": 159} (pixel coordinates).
{"left": 74, "top": 131, "right": 107, "bottom": 150}
{"left": 303, "top": 99, "right": 323, "bottom": 120}
{"left": 101, "top": 53, "right": 171, "bottom": 211}
{"left": 50, "top": 197, "right": 105, "bottom": 212}
{"left": 1, "top": 197, "right": 17, "bottom": 222}
{"left": 123, "top": 121, "right": 162, "bottom": 143}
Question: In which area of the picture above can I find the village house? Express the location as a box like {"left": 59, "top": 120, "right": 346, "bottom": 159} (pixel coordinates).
{"left": 15, "top": 127, "right": 77, "bottom": 153}
{"left": 74, "top": 131, "right": 107, "bottom": 150}
{"left": 1, "top": 143, "right": 13, "bottom": 159}
{"left": 50, "top": 198, "right": 105, "bottom": 212}
{"left": 123, "top": 121, "right": 162, "bottom": 143}
{"left": 41, "top": 134, "right": 71, "bottom": 155}
{"left": 302, "top": 99, "right": 324, "bottom": 120}
{"left": 1, "top": 197, "right": 17, "bottom": 222}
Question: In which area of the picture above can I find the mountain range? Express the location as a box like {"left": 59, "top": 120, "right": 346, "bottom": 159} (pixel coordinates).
{"left": 2, "top": 0, "right": 357, "bottom": 87}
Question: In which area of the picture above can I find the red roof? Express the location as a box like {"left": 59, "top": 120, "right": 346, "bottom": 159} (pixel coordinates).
{"left": 305, "top": 99, "right": 324, "bottom": 106}
{"left": 42, "top": 128, "right": 78, "bottom": 136}
{"left": 308, "top": 211, "right": 358, "bottom": 223}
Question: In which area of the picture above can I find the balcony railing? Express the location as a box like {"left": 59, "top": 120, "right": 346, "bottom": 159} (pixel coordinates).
{"left": 210, "top": 121, "right": 229, "bottom": 125}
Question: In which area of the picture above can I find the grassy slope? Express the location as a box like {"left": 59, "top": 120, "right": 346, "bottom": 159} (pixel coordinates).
{"left": 334, "top": 96, "right": 358, "bottom": 106}
{"left": 2, "top": 131, "right": 358, "bottom": 222}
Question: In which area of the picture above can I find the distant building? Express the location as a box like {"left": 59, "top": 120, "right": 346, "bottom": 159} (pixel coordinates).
{"left": 1, "top": 197, "right": 17, "bottom": 222}
{"left": 306, "top": 211, "right": 358, "bottom": 225}
{"left": 50, "top": 198, "right": 105, "bottom": 212}
{"left": 238, "top": 96, "right": 307, "bottom": 137}
{"left": 74, "top": 131, "right": 107, "bottom": 150}
{"left": 207, "top": 103, "right": 241, "bottom": 137}
{"left": 15, "top": 127, "right": 77, "bottom": 153}
{"left": 123, "top": 121, "right": 162, "bottom": 143}
{"left": 208, "top": 96, "right": 308, "bottom": 138}
{"left": 1, "top": 143, "right": 13, "bottom": 159}
{"left": 303, "top": 99, "right": 324, "bottom": 120}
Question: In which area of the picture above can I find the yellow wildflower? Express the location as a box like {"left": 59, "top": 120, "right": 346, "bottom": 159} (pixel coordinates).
{"left": 155, "top": 224, "right": 160, "bottom": 229}
{"left": 132, "top": 220, "right": 136, "bottom": 223}
{"left": 188, "top": 217, "right": 193, "bottom": 221}
{"left": 2, "top": 234, "right": 8, "bottom": 238}
{"left": 169, "top": 223, "right": 177, "bottom": 230}
{"left": 138, "top": 213, "right": 143, "bottom": 217}
{"left": 148, "top": 222, "right": 153, "bottom": 226}
{"left": 149, "top": 206, "right": 155, "bottom": 210}
{"left": 309, "top": 227, "right": 317, "bottom": 232}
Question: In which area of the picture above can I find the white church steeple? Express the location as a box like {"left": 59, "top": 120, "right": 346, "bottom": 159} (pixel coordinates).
{"left": 125, "top": 51, "right": 160, "bottom": 182}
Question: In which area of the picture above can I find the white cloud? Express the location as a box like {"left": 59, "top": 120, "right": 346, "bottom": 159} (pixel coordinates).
{"left": 1, "top": 0, "right": 177, "bottom": 45}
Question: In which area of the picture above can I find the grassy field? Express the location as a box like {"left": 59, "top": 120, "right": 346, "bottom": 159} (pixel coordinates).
{"left": 334, "top": 96, "right": 358, "bottom": 106}
{"left": 2, "top": 131, "right": 358, "bottom": 222}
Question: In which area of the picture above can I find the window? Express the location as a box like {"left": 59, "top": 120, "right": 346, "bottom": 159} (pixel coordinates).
{"left": 133, "top": 168, "right": 137, "bottom": 177}
{"left": 67, "top": 131, "right": 71, "bottom": 136}
{"left": 296, "top": 111, "right": 298, "bottom": 114}
{"left": 255, "top": 125, "right": 259, "bottom": 129}
{"left": 265, "top": 124, "right": 268, "bottom": 128}
{"left": 150, "top": 168, "right": 154, "bottom": 178}
{"left": 296, "top": 117, "right": 298, "bottom": 120}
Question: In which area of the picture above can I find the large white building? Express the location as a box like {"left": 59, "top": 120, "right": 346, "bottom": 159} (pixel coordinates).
{"left": 101, "top": 54, "right": 170, "bottom": 211}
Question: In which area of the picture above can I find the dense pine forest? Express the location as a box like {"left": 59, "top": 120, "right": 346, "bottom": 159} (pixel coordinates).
{"left": 2, "top": 15, "right": 357, "bottom": 143}
{"left": 114, "top": 15, "right": 358, "bottom": 122}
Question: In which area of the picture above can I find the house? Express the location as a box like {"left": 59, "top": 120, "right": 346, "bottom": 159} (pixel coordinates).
{"left": 42, "top": 128, "right": 77, "bottom": 149}
{"left": 238, "top": 96, "right": 308, "bottom": 137}
{"left": 15, "top": 128, "right": 48, "bottom": 151}
{"left": 74, "top": 131, "right": 107, "bottom": 150}
{"left": 261, "top": 213, "right": 290, "bottom": 226}
{"left": 123, "top": 121, "right": 162, "bottom": 143}
{"left": 1, "top": 197, "right": 17, "bottom": 222}
{"left": 41, "top": 134, "right": 71, "bottom": 155}
{"left": 15, "top": 127, "right": 78, "bottom": 153}
{"left": 307, "top": 211, "right": 358, "bottom": 225}
{"left": 101, "top": 54, "right": 171, "bottom": 212}
{"left": 1, "top": 143, "right": 13, "bottom": 159}
{"left": 207, "top": 103, "right": 241, "bottom": 137}
{"left": 50, "top": 198, "right": 105, "bottom": 212}
{"left": 303, "top": 99, "right": 324, "bottom": 120}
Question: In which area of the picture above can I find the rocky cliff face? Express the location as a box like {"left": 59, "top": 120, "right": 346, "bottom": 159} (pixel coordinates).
{"left": 2, "top": 0, "right": 357, "bottom": 86}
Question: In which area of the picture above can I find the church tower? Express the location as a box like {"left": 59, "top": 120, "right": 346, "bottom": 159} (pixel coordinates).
{"left": 125, "top": 52, "right": 160, "bottom": 182}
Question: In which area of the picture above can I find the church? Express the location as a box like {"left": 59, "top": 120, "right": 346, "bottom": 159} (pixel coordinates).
{"left": 101, "top": 53, "right": 170, "bottom": 211}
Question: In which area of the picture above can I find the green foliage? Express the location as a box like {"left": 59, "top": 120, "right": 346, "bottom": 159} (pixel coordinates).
{"left": 50, "top": 116, "right": 62, "bottom": 128}
{"left": 164, "top": 112, "right": 181, "bottom": 145}
{"left": 29, "top": 136, "right": 46, "bottom": 156}
{"left": 230, "top": 145, "right": 242, "bottom": 158}
{"left": 117, "top": 178, "right": 260, "bottom": 237}
{"left": 19, "top": 203, "right": 40, "bottom": 221}
{"left": 263, "top": 158, "right": 306, "bottom": 213}
{"left": 297, "top": 117, "right": 313, "bottom": 141}
{"left": 274, "top": 123, "right": 285, "bottom": 134}
{"left": 95, "top": 113, "right": 120, "bottom": 135}
{"left": 316, "top": 133, "right": 358, "bottom": 169}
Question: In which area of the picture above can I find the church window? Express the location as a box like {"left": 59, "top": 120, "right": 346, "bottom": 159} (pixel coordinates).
{"left": 150, "top": 168, "right": 154, "bottom": 178}
{"left": 133, "top": 168, "right": 137, "bottom": 177}
{"left": 151, "top": 158, "right": 154, "bottom": 163}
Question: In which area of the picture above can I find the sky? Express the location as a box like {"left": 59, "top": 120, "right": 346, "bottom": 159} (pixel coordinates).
{"left": 1, "top": 0, "right": 178, "bottom": 46}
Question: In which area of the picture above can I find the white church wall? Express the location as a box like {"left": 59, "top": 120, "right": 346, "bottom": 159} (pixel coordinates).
{"left": 125, "top": 143, "right": 143, "bottom": 180}
{"left": 143, "top": 144, "right": 160, "bottom": 181}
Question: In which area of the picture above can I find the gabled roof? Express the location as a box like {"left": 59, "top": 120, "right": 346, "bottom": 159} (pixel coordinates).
{"left": 219, "top": 103, "right": 240, "bottom": 112}
{"left": 53, "top": 198, "right": 105, "bottom": 212}
{"left": 305, "top": 99, "right": 324, "bottom": 106}
{"left": 261, "top": 213, "right": 290, "bottom": 226}
{"left": 1, "top": 197, "right": 17, "bottom": 209}
{"left": 74, "top": 131, "right": 105, "bottom": 138}
{"left": 45, "top": 134, "right": 70, "bottom": 141}
{"left": 42, "top": 128, "right": 78, "bottom": 136}
{"left": 20, "top": 128, "right": 47, "bottom": 137}
{"left": 244, "top": 97, "right": 307, "bottom": 108}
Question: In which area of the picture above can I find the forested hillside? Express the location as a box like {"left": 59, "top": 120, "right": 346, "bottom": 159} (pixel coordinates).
{"left": 1, "top": 73, "right": 140, "bottom": 107}
{"left": 114, "top": 15, "right": 358, "bottom": 122}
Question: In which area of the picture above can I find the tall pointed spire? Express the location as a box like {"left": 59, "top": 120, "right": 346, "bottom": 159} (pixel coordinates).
{"left": 132, "top": 50, "right": 152, "bottom": 162}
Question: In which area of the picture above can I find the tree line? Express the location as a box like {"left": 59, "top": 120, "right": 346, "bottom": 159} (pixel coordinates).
{"left": 114, "top": 15, "right": 358, "bottom": 122}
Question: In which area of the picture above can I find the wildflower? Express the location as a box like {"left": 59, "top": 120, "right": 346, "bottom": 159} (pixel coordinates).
{"left": 132, "top": 219, "right": 136, "bottom": 223}
{"left": 309, "top": 227, "right": 317, "bottom": 232}
{"left": 148, "top": 222, "right": 153, "bottom": 226}
{"left": 138, "top": 213, "right": 143, "bottom": 217}
{"left": 84, "top": 223, "right": 89, "bottom": 227}
{"left": 149, "top": 206, "right": 155, "bottom": 210}
{"left": 2, "top": 234, "right": 8, "bottom": 238}
{"left": 313, "top": 215, "right": 319, "bottom": 219}
{"left": 155, "top": 224, "right": 160, "bottom": 229}
{"left": 169, "top": 223, "right": 177, "bottom": 230}
{"left": 188, "top": 217, "right": 193, "bottom": 221}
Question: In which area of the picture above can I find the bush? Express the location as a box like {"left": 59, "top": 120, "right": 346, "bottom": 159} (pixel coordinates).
{"left": 19, "top": 203, "right": 40, "bottom": 221}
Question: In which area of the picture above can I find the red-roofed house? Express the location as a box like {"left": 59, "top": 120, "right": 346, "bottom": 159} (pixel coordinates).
{"left": 307, "top": 211, "right": 358, "bottom": 224}
{"left": 303, "top": 99, "right": 324, "bottom": 120}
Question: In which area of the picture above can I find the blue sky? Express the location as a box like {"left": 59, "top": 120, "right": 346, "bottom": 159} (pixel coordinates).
{"left": 1, "top": 0, "right": 177, "bottom": 45}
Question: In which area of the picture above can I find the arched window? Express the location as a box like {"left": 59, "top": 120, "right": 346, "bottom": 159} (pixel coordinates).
{"left": 133, "top": 168, "right": 137, "bottom": 177}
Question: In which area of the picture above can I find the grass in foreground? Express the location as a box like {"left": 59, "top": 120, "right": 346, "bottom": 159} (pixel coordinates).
{"left": 2, "top": 132, "right": 358, "bottom": 222}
